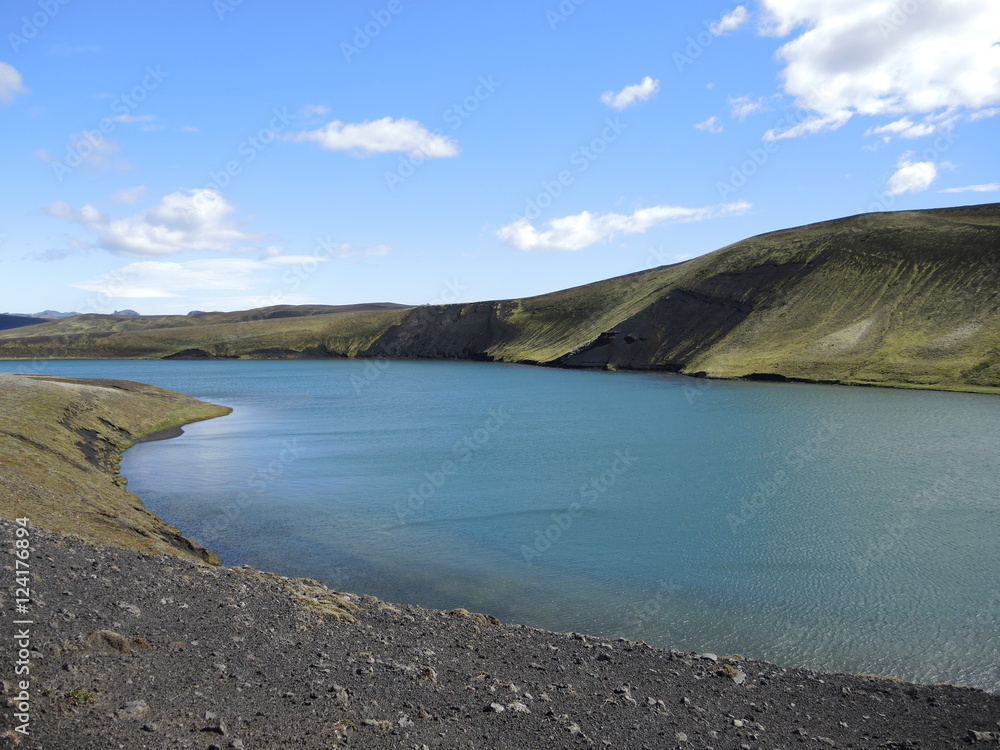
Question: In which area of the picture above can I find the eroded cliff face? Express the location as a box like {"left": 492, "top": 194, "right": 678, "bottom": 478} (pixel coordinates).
{"left": 361, "top": 302, "right": 521, "bottom": 362}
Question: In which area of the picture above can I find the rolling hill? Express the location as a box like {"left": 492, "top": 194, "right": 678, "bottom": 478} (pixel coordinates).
{"left": 2, "top": 204, "right": 998, "bottom": 393}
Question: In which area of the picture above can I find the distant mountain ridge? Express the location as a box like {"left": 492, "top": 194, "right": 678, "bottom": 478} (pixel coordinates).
{"left": 0, "top": 314, "right": 48, "bottom": 331}
{"left": 2, "top": 204, "right": 998, "bottom": 393}
{"left": 19, "top": 310, "right": 80, "bottom": 319}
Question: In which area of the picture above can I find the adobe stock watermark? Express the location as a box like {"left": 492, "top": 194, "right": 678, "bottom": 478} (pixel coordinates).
{"left": 224, "top": 233, "right": 364, "bottom": 339}
{"left": 197, "top": 439, "right": 302, "bottom": 544}
{"left": 546, "top": 0, "right": 586, "bottom": 30}
{"left": 12, "top": 259, "right": 176, "bottom": 372}
{"left": 627, "top": 579, "right": 682, "bottom": 630}
{"left": 727, "top": 416, "right": 844, "bottom": 532}
{"left": 49, "top": 65, "right": 168, "bottom": 182}
{"left": 507, "top": 115, "right": 627, "bottom": 224}
{"left": 880, "top": 0, "right": 926, "bottom": 38}
{"left": 634, "top": 246, "right": 677, "bottom": 273}
{"left": 855, "top": 461, "right": 966, "bottom": 572}
{"left": 395, "top": 406, "right": 513, "bottom": 525}
{"left": 207, "top": 231, "right": 401, "bottom": 355}
{"left": 385, "top": 75, "right": 500, "bottom": 191}
{"left": 673, "top": 4, "right": 746, "bottom": 72}
{"left": 8, "top": 0, "right": 71, "bottom": 52}
{"left": 715, "top": 83, "right": 843, "bottom": 200}
{"left": 199, "top": 107, "right": 292, "bottom": 194}
{"left": 716, "top": 139, "right": 781, "bottom": 200}
{"left": 521, "top": 449, "right": 637, "bottom": 562}
{"left": 340, "top": 0, "right": 404, "bottom": 63}
{"left": 213, "top": 0, "right": 244, "bottom": 21}
{"left": 349, "top": 279, "right": 469, "bottom": 394}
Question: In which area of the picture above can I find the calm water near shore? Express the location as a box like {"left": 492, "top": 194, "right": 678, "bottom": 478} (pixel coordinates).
{"left": 4, "top": 359, "right": 998, "bottom": 692}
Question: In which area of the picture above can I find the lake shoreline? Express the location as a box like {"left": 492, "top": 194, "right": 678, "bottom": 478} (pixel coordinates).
{"left": 6, "top": 518, "right": 1000, "bottom": 749}
{"left": 4, "top": 354, "right": 1000, "bottom": 396}
{"left": 1, "top": 371, "right": 999, "bottom": 746}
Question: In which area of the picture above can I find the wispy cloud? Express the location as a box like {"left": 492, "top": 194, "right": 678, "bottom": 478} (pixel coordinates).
{"left": 710, "top": 5, "right": 749, "bottom": 35}
{"left": 113, "top": 186, "right": 147, "bottom": 205}
{"left": 600, "top": 76, "right": 659, "bottom": 110}
{"left": 497, "top": 202, "right": 750, "bottom": 252}
{"left": 72, "top": 257, "right": 323, "bottom": 298}
{"left": 728, "top": 94, "right": 779, "bottom": 121}
{"left": 110, "top": 113, "right": 157, "bottom": 124}
{"left": 939, "top": 183, "right": 1000, "bottom": 194}
{"left": 284, "top": 117, "right": 459, "bottom": 158}
{"left": 969, "top": 108, "right": 999, "bottom": 122}
{"left": 0, "top": 62, "right": 27, "bottom": 104}
{"left": 695, "top": 115, "right": 724, "bottom": 134}
{"left": 36, "top": 131, "right": 131, "bottom": 174}
{"left": 300, "top": 104, "right": 330, "bottom": 117}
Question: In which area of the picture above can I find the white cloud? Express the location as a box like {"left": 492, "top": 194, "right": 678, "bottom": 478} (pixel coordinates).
{"left": 497, "top": 202, "right": 751, "bottom": 252}
{"left": 695, "top": 115, "right": 724, "bottom": 134}
{"left": 0, "top": 62, "right": 27, "bottom": 104}
{"left": 300, "top": 104, "right": 330, "bottom": 117}
{"left": 939, "top": 183, "right": 1000, "bottom": 194}
{"left": 72, "top": 256, "right": 329, "bottom": 298}
{"left": 865, "top": 116, "right": 939, "bottom": 140}
{"left": 711, "top": 5, "right": 750, "bottom": 35}
{"left": 764, "top": 111, "right": 852, "bottom": 141}
{"left": 46, "top": 189, "right": 267, "bottom": 258}
{"left": 969, "top": 107, "right": 999, "bottom": 121}
{"left": 285, "top": 117, "right": 459, "bottom": 158}
{"left": 728, "top": 94, "right": 780, "bottom": 120}
{"left": 863, "top": 110, "right": 962, "bottom": 142}
{"left": 758, "top": 0, "right": 1000, "bottom": 137}
{"left": 886, "top": 152, "right": 938, "bottom": 196}
{"left": 113, "top": 186, "right": 147, "bottom": 205}
{"left": 600, "top": 76, "right": 659, "bottom": 110}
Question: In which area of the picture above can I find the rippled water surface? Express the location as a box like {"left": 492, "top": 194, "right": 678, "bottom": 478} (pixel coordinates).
{"left": 5, "top": 359, "right": 998, "bottom": 691}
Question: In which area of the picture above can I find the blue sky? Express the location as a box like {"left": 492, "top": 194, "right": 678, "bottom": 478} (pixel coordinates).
{"left": 1, "top": 0, "right": 998, "bottom": 315}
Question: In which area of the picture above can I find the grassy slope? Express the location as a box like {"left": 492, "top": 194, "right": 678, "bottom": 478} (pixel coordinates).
{"left": 1, "top": 205, "right": 997, "bottom": 392}
{"left": 0, "top": 305, "right": 411, "bottom": 360}
{"left": 478, "top": 205, "right": 1000, "bottom": 391}
{"left": 683, "top": 207, "right": 1000, "bottom": 389}
{"left": 0, "top": 373, "right": 232, "bottom": 563}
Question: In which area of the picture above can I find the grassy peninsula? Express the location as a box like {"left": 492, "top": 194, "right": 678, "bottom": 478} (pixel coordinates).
{"left": 0, "top": 373, "right": 230, "bottom": 564}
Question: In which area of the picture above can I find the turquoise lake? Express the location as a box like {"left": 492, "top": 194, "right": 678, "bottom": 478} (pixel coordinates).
{"left": 3, "top": 359, "right": 998, "bottom": 692}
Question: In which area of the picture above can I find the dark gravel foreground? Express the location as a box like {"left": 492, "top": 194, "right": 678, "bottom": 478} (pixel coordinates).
{"left": 3, "top": 521, "right": 999, "bottom": 750}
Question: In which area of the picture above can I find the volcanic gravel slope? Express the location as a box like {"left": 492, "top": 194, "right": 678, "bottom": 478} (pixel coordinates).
{"left": 3, "top": 522, "right": 998, "bottom": 750}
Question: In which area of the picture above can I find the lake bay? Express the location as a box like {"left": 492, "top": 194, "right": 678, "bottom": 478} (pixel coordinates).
{"left": 4, "top": 359, "right": 997, "bottom": 692}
